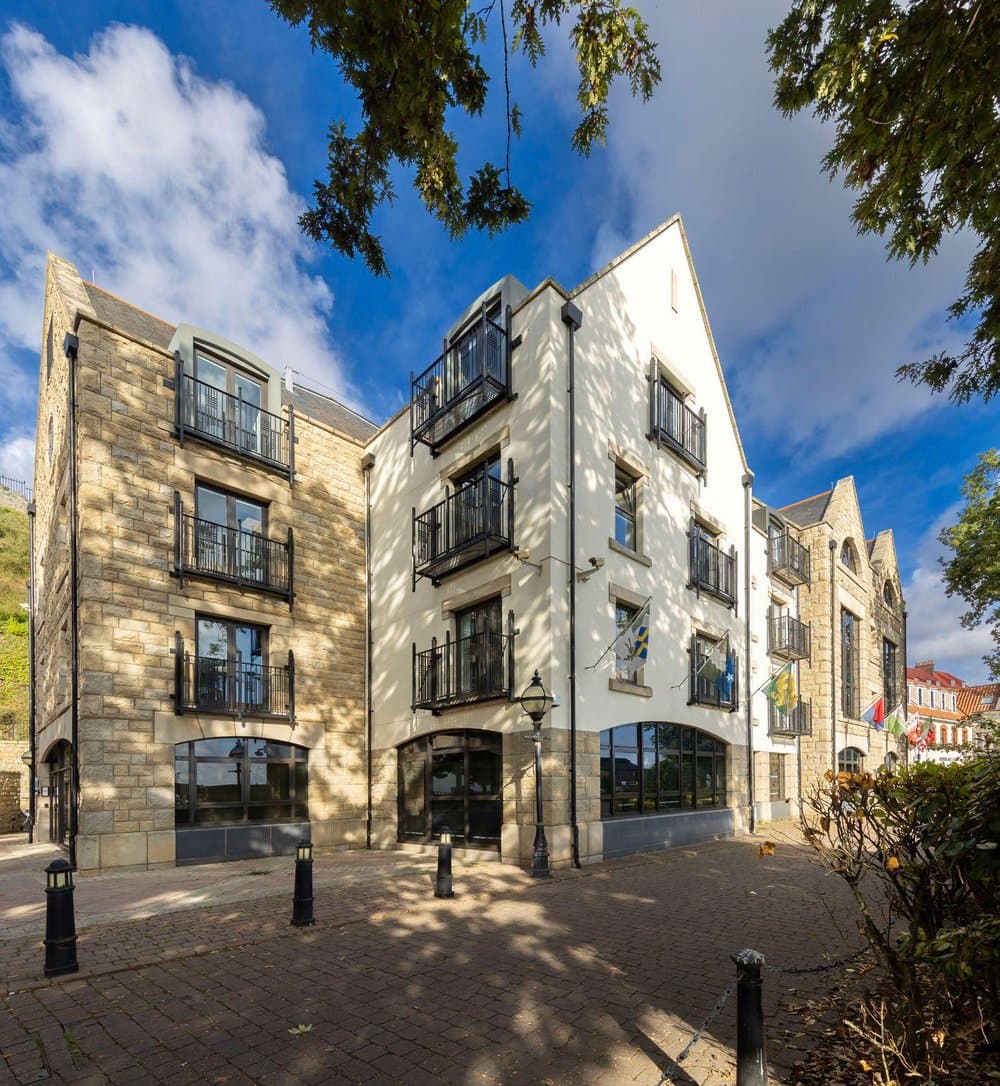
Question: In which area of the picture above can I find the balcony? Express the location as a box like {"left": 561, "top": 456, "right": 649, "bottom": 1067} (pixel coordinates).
{"left": 414, "top": 471, "right": 514, "bottom": 585}
{"left": 175, "top": 362, "right": 294, "bottom": 479}
{"left": 411, "top": 308, "right": 511, "bottom": 455}
{"left": 174, "top": 638, "right": 294, "bottom": 719}
{"left": 689, "top": 530, "right": 737, "bottom": 606}
{"left": 768, "top": 531, "right": 810, "bottom": 586}
{"left": 768, "top": 698, "right": 812, "bottom": 737}
{"left": 768, "top": 615, "right": 811, "bottom": 662}
{"left": 174, "top": 495, "right": 293, "bottom": 603}
{"left": 412, "top": 631, "right": 513, "bottom": 713}
{"left": 689, "top": 647, "right": 740, "bottom": 712}
{"left": 650, "top": 379, "right": 706, "bottom": 472}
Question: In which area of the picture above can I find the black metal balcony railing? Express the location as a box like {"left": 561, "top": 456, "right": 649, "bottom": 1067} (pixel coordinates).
{"left": 414, "top": 468, "right": 515, "bottom": 585}
{"left": 689, "top": 645, "right": 740, "bottom": 711}
{"left": 768, "top": 615, "right": 811, "bottom": 662}
{"left": 175, "top": 359, "right": 294, "bottom": 480}
{"left": 768, "top": 531, "right": 811, "bottom": 586}
{"left": 412, "top": 631, "right": 513, "bottom": 712}
{"left": 174, "top": 636, "right": 294, "bottom": 719}
{"left": 649, "top": 377, "right": 706, "bottom": 471}
{"left": 689, "top": 529, "right": 737, "bottom": 606}
{"left": 768, "top": 698, "right": 812, "bottom": 737}
{"left": 174, "top": 494, "right": 293, "bottom": 603}
{"left": 411, "top": 307, "right": 511, "bottom": 454}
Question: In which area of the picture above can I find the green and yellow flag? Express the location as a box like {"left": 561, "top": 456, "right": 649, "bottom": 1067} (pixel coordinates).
{"left": 763, "top": 662, "right": 798, "bottom": 715}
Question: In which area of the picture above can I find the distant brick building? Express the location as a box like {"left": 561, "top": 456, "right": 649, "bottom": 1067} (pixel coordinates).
{"left": 906, "top": 661, "right": 970, "bottom": 761}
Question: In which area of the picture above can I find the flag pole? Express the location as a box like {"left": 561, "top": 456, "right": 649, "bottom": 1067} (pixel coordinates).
{"left": 584, "top": 596, "right": 651, "bottom": 672}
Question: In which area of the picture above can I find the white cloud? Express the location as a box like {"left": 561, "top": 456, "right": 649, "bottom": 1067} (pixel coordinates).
{"left": 585, "top": 1, "right": 974, "bottom": 460}
{"left": 0, "top": 433, "right": 35, "bottom": 485}
{"left": 0, "top": 22, "right": 352, "bottom": 426}
{"left": 903, "top": 507, "right": 993, "bottom": 683}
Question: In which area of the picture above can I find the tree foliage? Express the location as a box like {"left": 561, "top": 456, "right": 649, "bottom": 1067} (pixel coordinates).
{"left": 269, "top": 1, "right": 660, "bottom": 275}
{"left": 803, "top": 757, "right": 1000, "bottom": 1078}
{"left": 940, "top": 449, "right": 1000, "bottom": 677}
{"left": 767, "top": 1, "right": 1000, "bottom": 403}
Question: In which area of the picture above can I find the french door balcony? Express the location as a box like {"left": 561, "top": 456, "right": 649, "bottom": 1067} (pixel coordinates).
{"left": 412, "top": 631, "right": 514, "bottom": 713}
{"left": 768, "top": 531, "right": 810, "bottom": 586}
{"left": 768, "top": 615, "right": 811, "bottom": 662}
{"left": 767, "top": 699, "right": 812, "bottom": 737}
{"left": 174, "top": 633, "right": 293, "bottom": 719}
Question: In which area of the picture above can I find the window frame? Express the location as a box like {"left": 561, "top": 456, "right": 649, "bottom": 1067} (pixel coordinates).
{"left": 613, "top": 466, "right": 639, "bottom": 552}
{"left": 841, "top": 539, "right": 858, "bottom": 572}
{"left": 613, "top": 600, "right": 641, "bottom": 684}
{"left": 838, "top": 746, "right": 864, "bottom": 774}
{"left": 840, "top": 608, "right": 861, "bottom": 718}
{"left": 768, "top": 753, "right": 786, "bottom": 802}
{"left": 882, "top": 637, "right": 898, "bottom": 709}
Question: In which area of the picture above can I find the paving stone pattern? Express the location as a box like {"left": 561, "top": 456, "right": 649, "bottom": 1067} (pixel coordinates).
{"left": 1, "top": 832, "right": 867, "bottom": 1086}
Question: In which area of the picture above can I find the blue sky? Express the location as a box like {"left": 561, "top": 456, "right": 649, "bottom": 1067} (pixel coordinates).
{"left": 0, "top": 1, "right": 994, "bottom": 679}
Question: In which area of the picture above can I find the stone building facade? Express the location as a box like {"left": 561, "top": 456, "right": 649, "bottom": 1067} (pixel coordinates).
{"left": 776, "top": 479, "right": 907, "bottom": 782}
{"left": 32, "top": 254, "right": 373, "bottom": 869}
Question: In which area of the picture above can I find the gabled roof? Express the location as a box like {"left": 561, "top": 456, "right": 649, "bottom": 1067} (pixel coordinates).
{"left": 907, "top": 664, "right": 964, "bottom": 687}
{"left": 82, "top": 281, "right": 175, "bottom": 350}
{"left": 779, "top": 490, "right": 832, "bottom": 527}
{"left": 957, "top": 684, "right": 1000, "bottom": 716}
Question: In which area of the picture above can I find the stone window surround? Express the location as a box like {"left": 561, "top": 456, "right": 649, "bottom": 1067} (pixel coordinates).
{"left": 608, "top": 582, "right": 651, "bottom": 696}
{"left": 439, "top": 424, "right": 510, "bottom": 484}
{"left": 440, "top": 573, "right": 511, "bottom": 618}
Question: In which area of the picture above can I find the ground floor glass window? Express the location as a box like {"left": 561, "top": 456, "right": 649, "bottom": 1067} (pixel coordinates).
{"left": 174, "top": 738, "right": 308, "bottom": 826}
{"left": 837, "top": 746, "right": 864, "bottom": 775}
{"left": 398, "top": 730, "right": 502, "bottom": 848}
{"left": 600, "top": 723, "right": 726, "bottom": 817}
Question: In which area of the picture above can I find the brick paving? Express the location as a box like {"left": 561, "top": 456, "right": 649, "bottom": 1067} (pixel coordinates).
{"left": 0, "top": 827, "right": 870, "bottom": 1085}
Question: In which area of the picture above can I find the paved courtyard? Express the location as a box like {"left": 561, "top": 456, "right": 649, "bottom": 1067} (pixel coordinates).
{"left": 0, "top": 826, "right": 868, "bottom": 1085}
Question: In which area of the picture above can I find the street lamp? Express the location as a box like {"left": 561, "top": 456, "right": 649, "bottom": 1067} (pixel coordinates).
{"left": 519, "top": 670, "right": 554, "bottom": 878}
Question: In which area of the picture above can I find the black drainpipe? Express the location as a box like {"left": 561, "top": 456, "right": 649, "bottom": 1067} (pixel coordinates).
{"left": 64, "top": 332, "right": 80, "bottom": 870}
{"left": 362, "top": 452, "right": 375, "bottom": 849}
{"left": 742, "top": 472, "right": 754, "bottom": 833}
{"left": 829, "top": 538, "right": 838, "bottom": 774}
{"left": 27, "top": 501, "right": 37, "bottom": 844}
{"left": 560, "top": 299, "right": 582, "bottom": 869}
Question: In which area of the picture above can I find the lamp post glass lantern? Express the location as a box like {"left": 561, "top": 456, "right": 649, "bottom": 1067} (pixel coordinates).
{"left": 519, "top": 670, "right": 553, "bottom": 878}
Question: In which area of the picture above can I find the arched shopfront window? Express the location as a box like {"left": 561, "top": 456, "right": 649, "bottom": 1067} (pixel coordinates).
{"left": 600, "top": 723, "right": 727, "bottom": 817}
{"left": 837, "top": 746, "right": 865, "bottom": 774}
{"left": 398, "top": 730, "right": 502, "bottom": 848}
{"left": 174, "top": 738, "right": 308, "bottom": 826}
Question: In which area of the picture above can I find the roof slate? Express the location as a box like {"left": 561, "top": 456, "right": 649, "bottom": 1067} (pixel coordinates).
{"left": 283, "top": 384, "right": 377, "bottom": 444}
{"left": 83, "top": 282, "right": 175, "bottom": 349}
{"left": 778, "top": 490, "right": 832, "bottom": 527}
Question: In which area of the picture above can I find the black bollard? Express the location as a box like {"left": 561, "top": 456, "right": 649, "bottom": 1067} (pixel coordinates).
{"left": 732, "top": 948, "right": 767, "bottom": 1086}
{"left": 434, "top": 832, "right": 454, "bottom": 898}
{"left": 290, "top": 839, "right": 315, "bottom": 927}
{"left": 44, "top": 859, "right": 79, "bottom": 977}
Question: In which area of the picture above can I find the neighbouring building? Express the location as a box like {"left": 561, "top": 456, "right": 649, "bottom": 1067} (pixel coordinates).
{"left": 768, "top": 479, "right": 907, "bottom": 781}
{"left": 905, "top": 662, "right": 971, "bottom": 763}
{"left": 32, "top": 254, "right": 373, "bottom": 869}
{"left": 957, "top": 682, "right": 1000, "bottom": 750}
{"left": 367, "top": 216, "right": 810, "bottom": 868}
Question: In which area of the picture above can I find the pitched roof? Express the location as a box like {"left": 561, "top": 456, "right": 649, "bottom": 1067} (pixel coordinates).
{"left": 778, "top": 490, "right": 832, "bottom": 527}
{"left": 957, "top": 683, "right": 1000, "bottom": 716}
{"left": 283, "top": 384, "right": 377, "bottom": 444}
{"left": 907, "top": 665, "right": 964, "bottom": 688}
{"left": 82, "top": 282, "right": 176, "bottom": 350}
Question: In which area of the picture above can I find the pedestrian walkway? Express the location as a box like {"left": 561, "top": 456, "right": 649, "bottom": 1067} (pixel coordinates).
{"left": 0, "top": 825, "right": 871, "bottom": 1085}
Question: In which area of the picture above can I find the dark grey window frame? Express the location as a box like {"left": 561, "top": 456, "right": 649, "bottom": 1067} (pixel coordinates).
{"left": 841, "top": 608, "right": 861, "bottom": 718}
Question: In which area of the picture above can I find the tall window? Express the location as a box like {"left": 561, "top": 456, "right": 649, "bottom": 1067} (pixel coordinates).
{"left": 455, "top": 597, "right": 503, "bottom": 699}
{"left": 600, "top": 723, "right": 726, "bottom": 817}
{"left": 614, "top": 467, "right": 638, "bottom": 550}
{"left": 46, "top": 415, "right": 54, "bottom": 467}
{"left": 841, "top": 609, "right": 861, "bottom": 717}
{"left": 46, "top": 317, "right": 54, "bottom": 382}
{"left": 174, "top": 738, "right": 308, "bottom": 827}
{"left": 195, "top": 484, "right": 266, "bottom": 581}
{"left": 769, "top": 754, "right": 786, "bottom": 801}
{"left": 838, "top": 747, "right": 864, "bottom": 774}
{"left": 196, "top": 616, "right": 266, "bottom": 711}
{"left": 453, "top": 454, "right": 503, "bottom": 541}
{"left": 194, "top": 349, "right": 264, "bottom": 451}
{"left": 882, "top": 638, "right": 898, "bottom": 708}
{"left": 882, "top": 581, "right": 895, "bottom": 606}
{"left": 841, "top": 540, "right": 857, "bottom": 572}
{"left": 614, "top": 600, "right": 639, "bottom": 682}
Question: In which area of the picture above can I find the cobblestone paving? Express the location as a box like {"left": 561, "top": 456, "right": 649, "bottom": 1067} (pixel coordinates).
{"left": 0, "top": 828, "right": 868, "bottom": 1085}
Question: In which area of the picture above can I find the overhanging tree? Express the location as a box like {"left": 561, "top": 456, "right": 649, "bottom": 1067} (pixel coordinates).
{"left": 940, "top": 449, "right": 1000, "bottom": 677}
{"left": 767, "top": 1, "right": 1000, "bottom": 403}
{"left": 269, "top": 1, "right": 661, "bottom": 276}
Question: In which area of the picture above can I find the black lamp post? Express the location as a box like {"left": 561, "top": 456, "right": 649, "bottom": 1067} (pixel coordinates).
{"left": 290, "top": 839, "right": 315, "bottom": 927}
{"left": 519, "top": 670, "right": 554, "bottom": 878}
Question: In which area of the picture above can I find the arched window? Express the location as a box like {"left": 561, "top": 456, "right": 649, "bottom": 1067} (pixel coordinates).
{"left": 600, "top": 723, "right": 727, "bottom": 816}
{"left": 882, "top": 581, "right": 895, "bottom": 606}
{"left": 841, "top": 540, "right": 857, "bottom": 572}
{"left": 398, "top": 730, "right": 502, "bottom": 848}
{"left": 174, "top": 738, "right": 308, "bottom": 826}
{"left": 837, "top": 746, "right": 864, "bottom": 774}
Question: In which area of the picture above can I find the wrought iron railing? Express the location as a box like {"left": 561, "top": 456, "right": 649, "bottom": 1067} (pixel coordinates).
{"left": 174, "top": 635, "right": 294, "bottom": 718}
{"left": 411, "top": 307, "right": 511, "bottom": 453}
{"left": 768, "top": 615, "right": 811, "bottom": 661}
{"left": 0, "top": 475, "right": 32, "bottom": 502}
{"left": 175, "top": 359, "right": 293, "bottom": 478}
{"left": 412, "top": 630, "right": 513, "bottom": 712}
{"left": 174, "top": 494, "right": 292, "bottom": 602}
{"left": 768, "top": 698, "right": 812, "bottom": 737}
{"left": 649, "top": 375, "right": 706, "bottom": 470}
{"left": 414, "top": 468, "right": 514, "bottom": 584}
{"left": 768, "top": 531, "right": 810, "bottom": 586}
{"left": 689, "top": 528, "right": 737, "bottom": 605}
{"left": 689, "top": 643, "right": 739, "bottom": 711}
